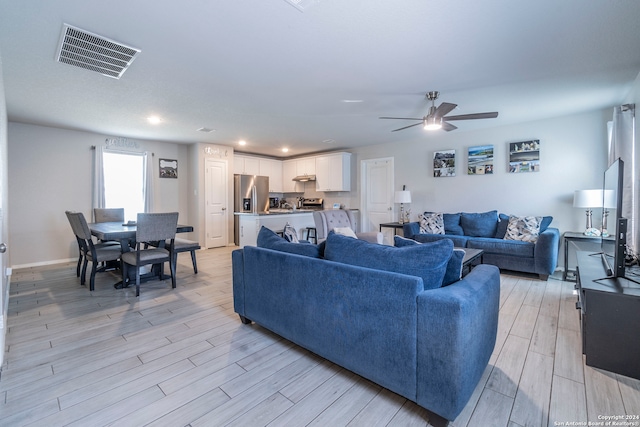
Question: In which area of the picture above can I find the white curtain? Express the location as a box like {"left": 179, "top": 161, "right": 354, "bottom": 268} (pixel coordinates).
{"left": 93, "top": 145, "right": 106, "bottom": 214}
{"left": 608, "top": 104, "right": 637, "bottom": 254}
{"left": 143, "top": 151, "right": 154, "bottom": 213}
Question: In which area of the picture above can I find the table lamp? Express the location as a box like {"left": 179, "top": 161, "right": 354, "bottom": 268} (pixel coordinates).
{"left": 601, "top": 189, "right": 616, "bottom": 237}
{"left": 573, "top": 189, "right": 602, "bottom": 236}
{"left": 394, "top": 189, "right": 412, "bottom": 224}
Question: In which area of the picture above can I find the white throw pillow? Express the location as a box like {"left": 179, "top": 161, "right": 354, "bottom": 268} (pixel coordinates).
{"left": 504, "top": 215, "right": 542, "bottom": 242}
{"left": 333, "top": 227, "right": 358, "bottom": 239}
{"left": 419, "top": 213, "right": 445, "bottom": 234}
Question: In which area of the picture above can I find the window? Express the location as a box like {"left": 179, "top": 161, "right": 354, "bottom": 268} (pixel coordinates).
{"left": 102, "top": 151, "right": 146, "bottom": 222}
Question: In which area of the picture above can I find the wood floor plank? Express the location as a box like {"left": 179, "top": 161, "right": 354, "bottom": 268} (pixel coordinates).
{"left": 511, "top": 351, "right": 554, "bottom": 427}
{"left": 2, "top": 249, "right": 640, "bottom": 427}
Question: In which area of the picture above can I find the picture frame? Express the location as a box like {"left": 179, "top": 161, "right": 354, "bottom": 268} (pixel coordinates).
{"left": 468, "top": 145, "right": 494, "bottom": 175}
{"left": 509, "top": 140, "right": 540, "bottom": 173}
{"left": 433, "top": 149, "right": 455, "bottom": 177}
{"left": 159, "top": 158, "right": 178, "bottom": 178}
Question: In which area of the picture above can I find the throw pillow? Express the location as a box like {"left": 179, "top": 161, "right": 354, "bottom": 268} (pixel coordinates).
{"left": 333, "top": 227, "right": 357, "bottom": 239}
{"left": 257, "top": 226, "right": 321, "bottom": 258}
{"left": 283, "top": 223, "right": 299, "bottom": 243}
{"left": 460, "top": 210, "right": 498, "bottom": 237}
{"left": 419, "top": 212, "right": 445, "bottom": 235}
{"left": 504, "top": 215, "right": 543, "bottom": 242}
{"left": 394, "top": 235, "right": 465, "bottom": 286}
{"left": 496, "top": 213, "right": 553, "bottom": 238}
{"left": 325, "top": 232, "right": 452, "bottom": 290}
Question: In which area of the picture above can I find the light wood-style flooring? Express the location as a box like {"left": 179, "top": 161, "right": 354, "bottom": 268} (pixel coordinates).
{"left": 1, "top": 246, "right": 639, "bottom": 426}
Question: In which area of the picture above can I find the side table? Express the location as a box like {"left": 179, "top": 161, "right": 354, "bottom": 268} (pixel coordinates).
{"left": 379, "top": 222, "right": 405, "bottom": 236}
{"left": 563, "top": 231, "right": 601, "bottom": 281}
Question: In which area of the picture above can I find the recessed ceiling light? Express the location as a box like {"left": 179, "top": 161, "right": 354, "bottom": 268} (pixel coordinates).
{"left": 147, "top": 116, "right": 162, "bottom": 125}
{"left": 341, "top": 99, "right": 364, "bottom": 103}
{"left": 238, "top": 140, "right": 247, "bottom": 146}
{"left": 282, "top": 147, "right": 289, "bottom": 153}
{"left": 322, "top": 139, "right": 336, "bottom": 144}
{"left": 197, "top": 127, "right": 215, "bottom": 133}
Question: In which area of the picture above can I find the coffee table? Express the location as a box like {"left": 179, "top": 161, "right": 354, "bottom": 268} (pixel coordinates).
{"left": 460, "top": 247, "right": 484, "bottom": 276}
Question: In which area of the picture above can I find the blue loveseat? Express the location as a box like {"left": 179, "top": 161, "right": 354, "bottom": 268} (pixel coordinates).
{"left": 403, "top": 210, "right": 560, "bottom": 280}
{"left": 233, "top": 229, "right": 500, "bottom": 421}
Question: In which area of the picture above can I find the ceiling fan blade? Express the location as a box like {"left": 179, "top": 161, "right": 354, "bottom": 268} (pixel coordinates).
{"left": 444, "top": 112, "right": 499, "bottom": 121}
{"left": 391, "top": 122, "right": 424, "bottom": 132}
{"left": 379, "top": 116, "right": 423, "bottom": 120}
{"left": 433, "top": 102, "right": 457, "bottom": 117}
{"left": 442, "top": 121, "right": 458, "bottom": 132}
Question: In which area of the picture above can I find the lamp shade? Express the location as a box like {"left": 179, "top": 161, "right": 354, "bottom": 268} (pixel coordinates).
{"left": 573, "top": 189, "right": 602, "bottom": 208}
{"left": 394, "top": 190, "right": 412, "bottom": 204}
{"left": 602, "top": 189, "right": 617, "bottom": 209}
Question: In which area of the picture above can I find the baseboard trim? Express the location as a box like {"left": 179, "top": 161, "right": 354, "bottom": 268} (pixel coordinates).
{"left": 11, "top": 258, "right": 76, "bottom": 271}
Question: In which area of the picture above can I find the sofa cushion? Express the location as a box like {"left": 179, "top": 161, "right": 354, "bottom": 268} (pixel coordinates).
{"left": 325, "top": 233, "right": 452, "bottom": 290}
{"left": 460, "top": 211, "right": 498, "bottom": 237}
{"left": 394, "top": 235, "right": 465, "bottom": 286}
{"left": 412, "top": 233, "right": 470, "bottom": 248}
{"left": 467, "top": 236, "right": 535, "bottom": 257}
{"left": 419, "top": 213, "right": 445, "bottom": 234}
{"left": 257, "top": 226, "right": 322, "bottom": 258}
{"left": 505, "top": 215, "right": 543, "bottom": 242}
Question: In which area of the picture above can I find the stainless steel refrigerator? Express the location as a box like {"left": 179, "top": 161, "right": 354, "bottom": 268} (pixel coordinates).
{"left": 234, "top": 174, "right": 269, "bottom": 245}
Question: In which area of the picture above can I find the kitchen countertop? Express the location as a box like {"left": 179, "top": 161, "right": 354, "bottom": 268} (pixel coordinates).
{"left": 234, "top": 209, "right": 317, "bottom": 216}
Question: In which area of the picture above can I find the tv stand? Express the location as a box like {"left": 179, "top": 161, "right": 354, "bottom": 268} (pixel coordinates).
{"left": 576, "top": 251, "right": 640, "bottom": 379}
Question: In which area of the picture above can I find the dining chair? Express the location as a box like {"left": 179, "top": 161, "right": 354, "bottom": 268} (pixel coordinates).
{"left": 148, "top": 237, "right": 201, "bottom": 274}
{"left": 66, "top": 211, "right": 122, "bottom": 291}
{"left": 121, "top": 212, "right": 179, "bottom": 297}
{"left": 94, "top": 207, "right": 125, "bottom": 223}
{"left": 65, "top": 210, "right": 85, "bottom": 277}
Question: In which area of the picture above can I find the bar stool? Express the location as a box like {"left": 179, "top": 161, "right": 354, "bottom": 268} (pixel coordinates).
{"left": 303, "top": 227, "right": 317, "bottom": 244}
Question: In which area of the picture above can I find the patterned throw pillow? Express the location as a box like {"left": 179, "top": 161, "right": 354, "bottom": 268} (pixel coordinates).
{"left": 283, "top": 223, "right": 299, "bottom": 243}
{"left": 504, "top": 215, "right": 542, "bottom": 242}
{"left": 419, "top": 213, "right": 445, "bottom": 234}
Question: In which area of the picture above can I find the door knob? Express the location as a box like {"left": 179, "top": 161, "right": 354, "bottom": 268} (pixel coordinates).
{"left": 0, "top": 243, "right": 7, "bottom": 253}
{"left": 221, "top": 207, "right": 227, "bottom": 211}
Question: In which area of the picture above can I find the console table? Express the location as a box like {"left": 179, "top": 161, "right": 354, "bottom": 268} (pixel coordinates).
{"left": 379, "top": 222, "right": 405, "bottom": 236}
{"left": 576, "top": 251, "right": 640, "bottom": 379}
{"left": 563, "top": 231, "right": 602, "bottom": 281}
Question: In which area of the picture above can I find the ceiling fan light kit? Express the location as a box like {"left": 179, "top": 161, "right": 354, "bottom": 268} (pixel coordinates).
{"left": 380, "top": 91, "right": 498, "bottom": 133}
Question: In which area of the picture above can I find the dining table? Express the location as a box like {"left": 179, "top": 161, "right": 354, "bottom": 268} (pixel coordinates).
{"left": 88, "top": 221, "right": 194, "bottom": 288}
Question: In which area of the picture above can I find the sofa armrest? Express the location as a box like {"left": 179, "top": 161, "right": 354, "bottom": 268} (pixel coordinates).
{"left": 534, "top": 227, "right": 560, "bottom": 276}
{"left": 416, "top": 264, "right": 500, "bottom": 420}
{"left": 403, "top": 221, "right": 421, "bottom": 238}
{"left": 232, "top": 249, "right": 245, "bottom": 317}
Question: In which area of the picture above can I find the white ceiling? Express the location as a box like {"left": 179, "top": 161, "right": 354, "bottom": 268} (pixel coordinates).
{"left": 1, "top": 1, "right": 640, "bottom": 158}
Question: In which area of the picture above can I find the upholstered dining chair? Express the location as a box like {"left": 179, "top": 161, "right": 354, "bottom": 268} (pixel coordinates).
{"left": 65, "top": 210, "right": 85, "bottom": 277}
{"left": 66, "top": 211, "right": 122, "bottom": 291}
{"left": 147, "top": 238, "right": 201, "bottom": 274}
{"left": 121, "top": 212, "right": 179, "bottom": 297}
{"left": 312, "top": 209, "right": 383, "bottom": 244}
{"left": 94, "top": 207, "right": 125, "bottom": 223}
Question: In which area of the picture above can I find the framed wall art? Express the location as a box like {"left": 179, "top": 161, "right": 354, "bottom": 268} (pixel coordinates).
{"left": 433, "top": 149, "right": 456, "bottom": 177}
{"left": 159, "top": 158, "right": 178, "bottom": 178}
{"left": 509, "top": 140, "right": 540, "bottom": 173}
{"left": 468, "top": 145, "right": 494, "bottom": 175}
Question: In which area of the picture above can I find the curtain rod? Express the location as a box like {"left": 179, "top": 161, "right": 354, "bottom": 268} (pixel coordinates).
{"left": 90, "top": 145, "right": 154, "bottom": 156}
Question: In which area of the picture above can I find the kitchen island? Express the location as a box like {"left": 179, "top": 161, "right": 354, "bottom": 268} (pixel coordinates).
{"left": 235, "top": 210, "right": 316, "bottom": 247}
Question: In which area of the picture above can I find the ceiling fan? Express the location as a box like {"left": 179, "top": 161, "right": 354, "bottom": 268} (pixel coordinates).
{"left": 380, "top": 91, "right": 498, "bottom": 132}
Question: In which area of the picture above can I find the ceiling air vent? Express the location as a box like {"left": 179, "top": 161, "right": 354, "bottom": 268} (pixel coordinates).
{"left": 56, "top": 24, "right": 141, "bottom": 79}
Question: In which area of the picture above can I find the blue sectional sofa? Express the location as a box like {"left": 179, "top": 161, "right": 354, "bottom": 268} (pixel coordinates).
{"left": 403, "top": 210, "right": 560, "bottom": 280}
{"left": 233, "top": 229, "right": 501, "bottom": 421}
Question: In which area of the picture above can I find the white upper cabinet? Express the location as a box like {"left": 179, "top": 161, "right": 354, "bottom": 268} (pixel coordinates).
{"left": 259, "top": 158, "right": 283, "bottom": 193}
{"left": 315, "top": 152, "right": 351, "bottom": 192}
{"left": 282, "top": 160, "right": 303, "bottom": 193}
{"left": 295, "top": 157, "right": 316, "bottom": 177}
{"left": 234, "top": 155, "right": 260, "bottom": 175}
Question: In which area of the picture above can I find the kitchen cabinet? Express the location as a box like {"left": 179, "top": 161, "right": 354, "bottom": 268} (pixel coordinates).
{"left": 234, "top": 155, "right": 260, "bottom": 175}
{"left": 282, "top": 159, "right": 303, "bottom": 193}
{"left": 315, "top": 152, "right": 351, "bottom": 191}
{"left": 295, "top": 157, "right": 316, "bottom": 176}
{"left": 259, "top": 158, "right": 283, "bottom": 192}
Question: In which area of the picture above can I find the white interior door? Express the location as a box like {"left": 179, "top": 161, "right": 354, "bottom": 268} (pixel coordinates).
{"left": 0, "top": 100, "right": 8, "bottom": 367}
{"left": 361, "top": 158, "right": 394, "bottom": 243}
{"left": 205, "top": 159, "right": 228, "bottom": 248}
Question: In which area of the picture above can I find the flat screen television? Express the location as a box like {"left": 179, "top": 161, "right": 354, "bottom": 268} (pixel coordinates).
{"left": 600, "top": 158, "right": 627, "bottom": 280}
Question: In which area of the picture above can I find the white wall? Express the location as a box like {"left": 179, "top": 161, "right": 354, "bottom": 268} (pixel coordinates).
{"left": 8, "top": 122, "right": 191, "bottom": 268}
{"left": 346, "top": 109, "right": 611, "bottom": 235}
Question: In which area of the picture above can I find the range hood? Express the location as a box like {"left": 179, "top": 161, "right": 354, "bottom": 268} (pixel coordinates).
{"left": 292, "top": 174, "right": 316, "bottom": 182}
